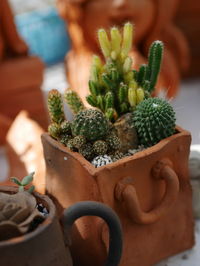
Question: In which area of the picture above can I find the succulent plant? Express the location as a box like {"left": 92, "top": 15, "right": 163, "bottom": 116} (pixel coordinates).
{"left": 82, "top": 22, "right": 164, "bottom": 121}
{"left": 79, "top": 143, "right": 94, "bottom": 160}
{"left": 48, "top": 89, "right": 65, "bottom": 124}
{"left": 60, "top": 134, "right": 72, "bottom": 146}
{"left": 64, "top": 89, "right": 85, "bottom": 114}
{"left": 133, "top": 98, "right": 176, "bottom": 147}
{"left": 106, "top": 133, "right": 121, "bottom": 151}
{"left": 110, "top": 151, "right": 125, "bottom": 162}
{"left": 0, "top": 173, "right": 44, "bottom": 241}
{"left": 93, "top": 140, "right": 108, "bottom": 155}
{"left": 73, "top": 136, "right": 86, "bottom": 149}
{"left": 48, "top": 123, "right": 61, "bottom": 140}
{"left": 71, "top": 109, "right": 109, "bottom": 141}
{"left": 91, "top": 155, "right": 113, "bottom": 168}
{"left": 60, "top": 120, "right": 71, "bottom": 134}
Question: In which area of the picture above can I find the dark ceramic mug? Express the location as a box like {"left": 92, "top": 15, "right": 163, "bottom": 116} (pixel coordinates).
{"left": 63, "top": 201, "right": 123, "bottom": 266}
{"left": 0, "top": 187, "right": 122, "bottom": 266}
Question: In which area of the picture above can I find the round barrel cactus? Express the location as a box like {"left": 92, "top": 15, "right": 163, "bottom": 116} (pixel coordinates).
{"left": 134, "top": 98, "right": 176, "bottom": 147}
{"left": 71, "top": 109, "right": 109, "bottom": 141}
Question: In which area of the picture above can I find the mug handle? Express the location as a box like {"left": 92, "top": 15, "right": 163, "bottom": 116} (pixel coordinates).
{"left": 62, "top": 201, "right": 123, "bottom": 266}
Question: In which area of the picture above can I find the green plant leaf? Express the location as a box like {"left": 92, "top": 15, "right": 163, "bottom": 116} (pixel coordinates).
{"left": 21, "top": 172, "right": 35, "bottom": 186}
{"left": 11, "top": 177, "right": 22, "bottom": 186}
{"left": 28, "top": 185, "right": 35, "bottom": 194}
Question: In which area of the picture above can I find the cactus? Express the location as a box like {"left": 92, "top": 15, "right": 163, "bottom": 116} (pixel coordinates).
{"left": 60, "top": 134, "right": 72, "bottom": 146}
{"left": 106, "top": 133, "right": 121, "bottom": 151}
{"left": 93, "top": 140, "right": 108, "bottom": 155}
{"left": 73, "top": 136, "right": 86, "bottom": 149}
{"left": 135, "top": 41, "right": 164, "bottom": 93}
{"left": 85, "top": 23, "right": 163, "bottom": 121}
{"left": 79, "top": 143, "right": 94, "bottom": 160}
{"left": 60, "top": 120, "right": 71, "bottom": 134}
{"left": 64, "top": 89, "right": 85, "bottom": 114}
{"left": 48, "top": 123, "right": 61, "bottom": 140}
{"left": 91, "top": 155, "right": 113, "bottom": 168}
{"left": 71, "top": 109, "right": 109, "bottom": 141}
{"left": 133, "top": 98, "right": 176, "bottom": 147}
{"left": 110, "top": 151, "right": 125, "bottom": 162}
{"left": 48, "top": 89, "right": 65, "bottom": 124}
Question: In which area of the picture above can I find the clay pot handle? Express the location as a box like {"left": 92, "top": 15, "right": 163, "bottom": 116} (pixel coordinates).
{"left": 115, "top": 159, "right": 179, "bottom": 224}
{"left": 62, "top": 201, "right": 123, "bottom": 266}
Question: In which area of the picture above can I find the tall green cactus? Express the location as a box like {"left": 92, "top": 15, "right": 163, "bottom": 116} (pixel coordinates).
{"left": 84, "top": 23, "right": 164, "bottom": 121}
{"left": 135, "top": 41, "right": 164, "bottom": 93}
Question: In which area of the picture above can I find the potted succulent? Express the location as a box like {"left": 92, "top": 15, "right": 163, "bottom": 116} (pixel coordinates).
{"left": 0, "top": 173, "right": 123, "bottom": 266}
{"left": 41, "top": 23, "right": 194, "bottom": 266}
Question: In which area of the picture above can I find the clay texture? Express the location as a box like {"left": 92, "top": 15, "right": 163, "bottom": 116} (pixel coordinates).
{"left": 0, "top": 186, "right": 71, "bottom": 266}
{"left": 0, "top": 0, "right": 47, "bottom": 128}
{"left": 41, "top": 126, "right": 194, "bottom": 266}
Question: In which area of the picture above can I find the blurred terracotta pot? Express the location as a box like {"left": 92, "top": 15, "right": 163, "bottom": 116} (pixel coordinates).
{"left": 41, "top": 126, "right": 194, "bottom": 266}
{"left": 0, "top": 187, "right": 122, "bottom": 266}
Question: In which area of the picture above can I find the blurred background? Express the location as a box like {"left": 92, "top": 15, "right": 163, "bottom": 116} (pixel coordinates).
{"left": 3, "top": 0, "right": 199, "bottom": 145}
{"left": 0, "top": 1, "right": 200, "bottom": 264}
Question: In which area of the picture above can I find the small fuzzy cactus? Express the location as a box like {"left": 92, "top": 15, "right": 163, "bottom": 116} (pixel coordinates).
{"left": 64, "top": 89, "right": 85, "bottom": 114}
{"left": 48, "top": 89, "right": 65, "bottom": 124}
{"left": 106, "top": 133, "right": 121, "bottom": 151}
{"left": 91, "top": 155, "right": 113, "bottom": 168}
{"left": 60, "top": 120, "right": 71, "bottom": 134}
{"left": 79, "top": 143, "right": 94, "bottom": 160}
{"left": 71, "top": 109, "right": 109, "bottom": 141}
{"left": 48, "top": 123, "right": 61, "bottom": 140}
{"left": 93, "top": 140, "right": 108, "bottom": 155}
{"left": 133, "top": 98, "right": 176, "bottom": 147}
{"left": 60, "top": 134, "right": 72, "bottom": 146}
{"left": 73, "top": 136, "right": 86, "bottom": 149}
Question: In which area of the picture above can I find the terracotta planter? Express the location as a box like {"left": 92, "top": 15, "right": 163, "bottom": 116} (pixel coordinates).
{"left": 0, "top": 187, "right": 122, "bottom": 266}
{"left": 41, "top": 126, "right": 194, "bottom": 266}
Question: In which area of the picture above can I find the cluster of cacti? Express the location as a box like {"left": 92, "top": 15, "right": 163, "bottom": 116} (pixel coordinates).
{"left": 47, "top": 23, "right": 177, "bottom": 166}
{"left": 82, "top": 22, "right": 163, "bottom": 121}
{"left": 133, "top": 98, "right": 176, "bottom": 147}
{"left": 47, "top": 90, "right": 122, "bottom": 161}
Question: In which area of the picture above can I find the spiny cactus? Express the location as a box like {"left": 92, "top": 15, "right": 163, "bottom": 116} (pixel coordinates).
{"left": 133, "top": 98, "right": 176, "bottom": 147}
{"left": 106, "top": 133, "right": 121, "bottom": 151}
{"left": 60, "top": 120, "right": 71, "bottom": 134}
{"left": 73, "top": 136, "right": 86, "bottom": 149}
{"left": 93, "top": 140, "right": 108, "bottom": 155}
{"left": 135, "top": 41, "right": 164, "bottom": 93}
{"left": 48, "top": 89, "right": 65, "bottom": 124}
{"left": 48, "top": 123, "right": 61, "bottom": 140}
{"left": 79, "top": 143, "right": 94, "bottom": 160}
{"left": 71, "top": 109, "right": 109, "bottom": 141}
{"left": 64, "top": 89, "right": 85, "bottom": 114}
{"left": 91, "top": 155, "right": 113, "bottom": 168}
{"left": 60, "top": 134, "right": 72, "bottom": 146}
{"left": 110, "top": 151, "right": 125, "bottom": 162}
{"left": 83, "top": 22, "right": 164, "bottom": 121}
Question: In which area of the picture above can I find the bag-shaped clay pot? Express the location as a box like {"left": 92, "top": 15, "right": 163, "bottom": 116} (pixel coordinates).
{"left": 41, "top": 126, "right": 194, "bottom": 266}
{"left": 0, "top": 187, "right": 122, "bottom": 266}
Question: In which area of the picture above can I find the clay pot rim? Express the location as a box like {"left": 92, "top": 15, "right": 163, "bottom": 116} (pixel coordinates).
{"left": 42, "top": 125, "right": 190, "bottom": 175}
{"left": 0, "top": 186, "right": 56, "bottom": 247}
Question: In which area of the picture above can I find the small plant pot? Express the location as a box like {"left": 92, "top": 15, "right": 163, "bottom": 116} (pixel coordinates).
{"left": 0, "top": 187, "right": 122, "bottom": 266}
{"left": 41, "top": 126, "right": 195, "bottom": 266}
